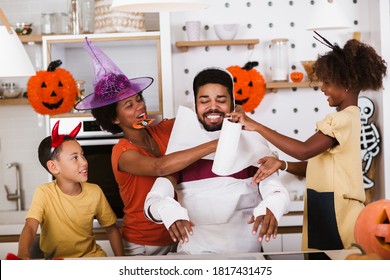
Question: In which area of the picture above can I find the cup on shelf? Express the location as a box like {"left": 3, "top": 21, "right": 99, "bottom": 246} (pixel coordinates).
{"left": 185, "top": 21, "right": 201, "bottom": 41}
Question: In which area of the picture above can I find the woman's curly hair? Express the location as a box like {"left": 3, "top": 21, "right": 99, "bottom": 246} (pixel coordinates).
{"left": 313, "top": 39, "right": 387, "bottom": 92}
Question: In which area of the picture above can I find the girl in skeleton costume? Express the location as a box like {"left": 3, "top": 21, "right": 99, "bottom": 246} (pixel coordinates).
{"left": 229, "top": 32, "right": 387, "bottom": 250}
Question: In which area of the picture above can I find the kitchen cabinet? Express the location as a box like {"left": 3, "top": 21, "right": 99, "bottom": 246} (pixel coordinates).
{"left": 42, "top": 32, "right": 164, "bottom": 116}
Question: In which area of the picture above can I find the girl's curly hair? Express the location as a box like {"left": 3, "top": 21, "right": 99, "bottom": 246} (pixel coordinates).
{"left": 313, "top": 39, "right": 387, "bottom": 92}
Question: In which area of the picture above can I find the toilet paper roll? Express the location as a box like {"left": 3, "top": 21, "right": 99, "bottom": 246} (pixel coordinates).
{"left": 212, "top": 118, "right": 241, "bottom": 175}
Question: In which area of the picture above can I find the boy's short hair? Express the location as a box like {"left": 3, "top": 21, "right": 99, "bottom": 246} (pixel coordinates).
{"left": 38, "top": 135, "right": 74, "bottom": 173}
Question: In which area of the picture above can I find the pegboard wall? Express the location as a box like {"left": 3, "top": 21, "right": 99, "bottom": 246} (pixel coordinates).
{"left": 169, "top": 0, "right": 370, "bottom": 196}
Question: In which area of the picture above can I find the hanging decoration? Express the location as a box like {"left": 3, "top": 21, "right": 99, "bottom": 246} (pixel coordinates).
{"left": 227, "top": 61, "right": 265, "bottom": 113}
{"left": 358, "top": 96, "right": 381, "bottom": 204}
{"left": 27, "top": 60, "right": 78, "bottom": 115}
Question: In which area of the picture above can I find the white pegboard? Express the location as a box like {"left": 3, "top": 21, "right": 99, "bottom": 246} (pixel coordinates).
{"left": 170, "top": 0, "right": 370, "bottom": 198}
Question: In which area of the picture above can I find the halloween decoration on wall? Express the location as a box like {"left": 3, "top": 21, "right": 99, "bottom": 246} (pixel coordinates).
{"left": 290, "top": 71, "right": 304, "bottom": 83}
{"left": 27, "top": 60, "right": 78, "bottom": 115}
{"left": 227, "top": 61, "right": 265, "bottom": 113}
{"left": 353, "top": 199, "right": 390, "bottom": 260}
{"left": 358, "top": 96, "right": 381, "bottom": 204}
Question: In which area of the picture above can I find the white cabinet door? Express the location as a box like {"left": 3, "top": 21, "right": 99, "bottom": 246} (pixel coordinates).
{"left": 0, "top": 242, "right": 18, "bottom": 259}
{"left": 282, "top": 233, "right": 302, "bottom": 252}
{"left": 262, "top": 235, "right": 282, "bottom": 253}
{"left": 42, "top": 32, "right": 164, "bottom": 115}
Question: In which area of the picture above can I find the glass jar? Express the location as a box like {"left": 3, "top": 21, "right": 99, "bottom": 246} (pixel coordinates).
{"left": 270, "top": 38, "right": 289, "bottom": 82}
{"left": 41, "top": 12, "right": 56, "bottom": 34}
{"left": 69, "top": 0, "right": 82, "bottom": 35}
{"left": 82, "top": 0, "right": 95, "bottom": 34}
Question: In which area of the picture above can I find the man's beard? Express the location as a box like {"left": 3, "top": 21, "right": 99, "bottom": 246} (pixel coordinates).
{"left": 198, "top": 109, "right": 225, "bottom": 132}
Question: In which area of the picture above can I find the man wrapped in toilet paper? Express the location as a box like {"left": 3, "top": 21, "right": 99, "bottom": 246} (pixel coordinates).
{"left": 144, "top": 68, "right": 290, "bottom": 254}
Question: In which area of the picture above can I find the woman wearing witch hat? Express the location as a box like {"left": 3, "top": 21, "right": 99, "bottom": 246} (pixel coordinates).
{"left": 75, "top": 39, "right": 217, "bottom": 256}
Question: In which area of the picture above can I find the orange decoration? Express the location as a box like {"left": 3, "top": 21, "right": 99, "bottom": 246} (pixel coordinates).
{"left": 354, "top": 199, "right": 390, "bottom": 260}
{"left": 290, "top": 71, "right": 304, "bottom": 83}
{"left": 227, "top": 61, "right": 265, "bottom": 113}
{"left": 345, "top": 252, "right": 382, "bottom": 260}
{"left": 27, "top": 60, "right": 77, "bottom": 115}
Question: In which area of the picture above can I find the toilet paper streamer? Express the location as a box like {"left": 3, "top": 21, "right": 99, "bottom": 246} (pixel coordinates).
{"left": 166, "top": 106, "right": 273, "bottom": 175}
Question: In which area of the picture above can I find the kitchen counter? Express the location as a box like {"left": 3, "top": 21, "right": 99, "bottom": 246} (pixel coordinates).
{"left": 0, "top": 200, "right": 304, "bottom": 241}
{"left": 70, "top": 249, "right": 359, "bottom": 260}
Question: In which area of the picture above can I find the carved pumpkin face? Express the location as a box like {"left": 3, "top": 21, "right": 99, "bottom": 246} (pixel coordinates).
{"left": 290, "top": 71, "right": 303, "bottom": 83}
{"left": 354, "top": 199, "right": 390, "bottom": 259}
{"left": 227, "top": 61, "right": 265, "bottom": 113}
{"left": 27, "top": 60, "right": 77, "bottom": 115}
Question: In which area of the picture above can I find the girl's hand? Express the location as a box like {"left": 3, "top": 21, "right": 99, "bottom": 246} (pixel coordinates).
{"left": 252, "top": 156, "right": 283, "bottom": 184}
{"left": 226, "top": 109, "right": 258, "bottom": 131}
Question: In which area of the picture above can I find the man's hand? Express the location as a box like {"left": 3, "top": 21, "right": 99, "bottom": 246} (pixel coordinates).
{"left": 169, "top": 220, "right": 194, "bottom": 244}
{"left": 248, "top": 208, "right": 278, "bottom": 242}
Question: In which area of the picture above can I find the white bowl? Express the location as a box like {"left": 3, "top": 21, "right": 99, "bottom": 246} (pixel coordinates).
{"left": 3, "top": 87, "right": 22, "bottom": 99}
{"left": 214, "top": 24, "right": 239, "bottom": 40}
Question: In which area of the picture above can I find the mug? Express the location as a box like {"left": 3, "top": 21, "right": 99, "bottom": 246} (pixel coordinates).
{"left": 185, "top": 21, "right": 201, "bottom": 41}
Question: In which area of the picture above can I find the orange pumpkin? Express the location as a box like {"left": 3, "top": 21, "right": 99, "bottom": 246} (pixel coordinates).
{"left": 354, "top": 199, "right": 390, "bottom": 260}
{"left": 290, "top": 71, "right": 303, "bottom": 83}
{"left": 345, "top": 252, "right": 382, "bottom": 260}
{"left": 227, "top": 61, "right": 265, "bottom": 113}
{"left": 345, "top": 243, "right": 383, "bottom": 260}
{"left": 27, "top": 60, "right": 77, "bottom": 115}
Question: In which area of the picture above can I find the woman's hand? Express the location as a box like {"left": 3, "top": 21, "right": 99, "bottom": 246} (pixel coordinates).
{"left": 252, "top": 156, "right": 283, "bottom": 184}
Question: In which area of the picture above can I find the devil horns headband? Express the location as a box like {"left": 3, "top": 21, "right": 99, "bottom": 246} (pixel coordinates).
{"left": 51, "top": 120, "right": 82, "bottom": 149}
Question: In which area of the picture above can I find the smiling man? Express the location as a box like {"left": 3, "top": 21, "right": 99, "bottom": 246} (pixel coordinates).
{"left": 144, "top": 68, "right": 290, "bottom": 255}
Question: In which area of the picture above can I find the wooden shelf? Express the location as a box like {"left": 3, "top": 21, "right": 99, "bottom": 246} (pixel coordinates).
{"left": 18, "top": 34, "right": 43, "bottom": 44}
{"left": 0, "top": 82, "right": 321, "bottom": 106}
{"left": 0, "top": 98, "right": 30, "bottom": 105}
{"left": 266, "top": 81, "right": 322, "bottom": 93}
{"left": 176, "top": 39, "right": 259, "bottom": 52}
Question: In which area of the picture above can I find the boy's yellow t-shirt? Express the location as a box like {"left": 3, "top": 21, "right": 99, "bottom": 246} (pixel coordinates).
{"left": 27, "top": 181, "right": 117, "bottom": 258}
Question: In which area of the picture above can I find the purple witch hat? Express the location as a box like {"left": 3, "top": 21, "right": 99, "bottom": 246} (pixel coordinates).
{"left": 74, "top": 38, "right": 153, "bottom": 110}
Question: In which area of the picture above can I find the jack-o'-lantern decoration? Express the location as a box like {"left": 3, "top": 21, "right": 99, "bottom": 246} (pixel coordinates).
{"left": 353, "top": 199, "right": 390, "bottom": 259}
{"left": 27, "top": 60, "right": 77, "bottom": 115}
{"left": 290, "top": 71, "right": 304, "bottom": 83}
{"left": 227, "top": 61, "right": 265, "bottom": 113}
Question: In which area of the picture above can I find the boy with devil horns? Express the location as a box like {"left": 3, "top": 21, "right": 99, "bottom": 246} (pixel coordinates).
{"left": 16, "top": 121, "right": 124, "bottom": 259}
